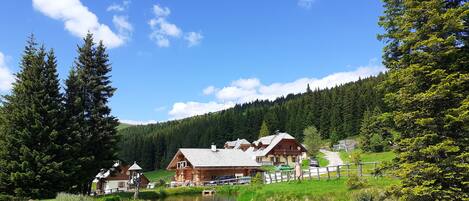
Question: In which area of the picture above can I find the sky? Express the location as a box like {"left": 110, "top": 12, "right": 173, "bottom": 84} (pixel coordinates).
{"left": 0, "top": 0, "right": 386, "bottom": 124}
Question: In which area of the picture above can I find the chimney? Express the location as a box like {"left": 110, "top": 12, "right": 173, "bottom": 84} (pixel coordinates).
{"left": 211, "top": 143, "right": 217, "bottom": 152}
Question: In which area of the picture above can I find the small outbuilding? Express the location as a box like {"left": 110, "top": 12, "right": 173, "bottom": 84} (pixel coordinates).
{"left": 93, "top": 161, "right": 149, "bottom": 194}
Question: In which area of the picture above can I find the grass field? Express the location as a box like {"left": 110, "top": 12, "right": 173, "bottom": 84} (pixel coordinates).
{"left": 340, "top": 150, "right": 395, "bottom": 164}
{"left": 316, "top": 152, "right": 329, "bottom": 167}
{"left": 236, "top": 177, "right": 399, "bottom": 201}
{"left": 144, "top": 169, "right": 175, "bottom": 182}
{"left": 116, "top": 123, "right": 133, "bottom": 130}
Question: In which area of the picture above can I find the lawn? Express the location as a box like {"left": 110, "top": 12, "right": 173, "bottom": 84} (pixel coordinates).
{"left": 340, "top": 150, "right": 395, "bottom": 164}
{"left": 316, "top": 152, "right": 329, "bottom": 167}
{"left": 236, "top": 177, "right": 399, "bottom": 201}
{"left": 144, "top": 169, "right": 175, "bottom": 182}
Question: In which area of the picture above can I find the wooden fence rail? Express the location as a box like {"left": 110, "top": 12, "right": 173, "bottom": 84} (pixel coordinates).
{"left": 263, "top": 162, "right": 380, "bottom": 184}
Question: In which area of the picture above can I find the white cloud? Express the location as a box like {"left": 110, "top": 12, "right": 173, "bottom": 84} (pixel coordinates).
{"left": 298, "top": 0, "right": 315, "bottom": 9}
{"left": 168, "top": 60, "right": 386, "bottom": 119}
{"left": 203, "top": 86, "right": 217, "bottom": 95}
{"left": 184, "top": 32, "right": 203, "bottom": 47}
{"left": 107, "top": 0, "right": 130, "bottom": 12}
{"left": 119, "top": 119, "right": 159, "bottom": 125}
{"left": 148, "top": 4, "right": 202, "bottom": 47}
{"left": 153, "top": 4, "right": 170, "bottom": 17}
{"left": 32, "top": 0, "right": 127, "bottom": 48}
{"left": 169, "top": 101, "right": 235, "bottom": 120}
{"left": 113, "top": 15, "right": 133, "bottom": 40}
{"left": 0, "top": 52, "right": 14, "bottom": 92}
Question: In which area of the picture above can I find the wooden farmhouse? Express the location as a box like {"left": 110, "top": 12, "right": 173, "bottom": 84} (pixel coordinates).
{"left": 245, "top": 132, "right": 307, "bottom": 166}
{"left": 166, "top": 145, "right": 261, "bottom": 186}
{"left": 93, "top": 161, "right": 149, "bottom": 194}
{"left": 224, "top": 138, "right": 251, "bottom": 151}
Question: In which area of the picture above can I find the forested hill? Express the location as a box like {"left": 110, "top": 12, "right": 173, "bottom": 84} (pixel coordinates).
{"left": 118, "top": 73, "right": 387, "bottom": 170}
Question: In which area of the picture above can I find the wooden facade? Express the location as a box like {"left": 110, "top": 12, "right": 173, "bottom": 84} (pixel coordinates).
{"left": 253, "top": 138, "right": 307, "bottom": 166}
{"left": 167, "top": 149, "right": 261, "bottom": 186}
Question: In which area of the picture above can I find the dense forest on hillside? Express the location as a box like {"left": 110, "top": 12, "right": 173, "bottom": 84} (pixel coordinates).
{"left": 118, "top": 74, "right": 387, "bottom": 170}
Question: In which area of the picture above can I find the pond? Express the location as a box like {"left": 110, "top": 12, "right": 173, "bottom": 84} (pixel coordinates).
{"left": 158, "top": 194, "right": 237, "bottom": 201}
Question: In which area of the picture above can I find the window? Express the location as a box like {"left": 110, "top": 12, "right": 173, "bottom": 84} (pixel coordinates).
{"left": 177, "top": 161, "right": 187, "bottom": 169}
{"left": 292, "top": 156, "right": 296, "bottom": 163}
{"left": 118, "top": 182, "right": 125, "bottom": 188}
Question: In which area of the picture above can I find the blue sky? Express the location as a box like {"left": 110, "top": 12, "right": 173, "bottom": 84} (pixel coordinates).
{"left": 0, "top": 0, "right": 386, "bottom": 124}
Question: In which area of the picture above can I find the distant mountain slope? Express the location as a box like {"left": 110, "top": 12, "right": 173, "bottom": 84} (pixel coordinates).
{"left": 118, "top": 73, "right": 387, "bottom": 170}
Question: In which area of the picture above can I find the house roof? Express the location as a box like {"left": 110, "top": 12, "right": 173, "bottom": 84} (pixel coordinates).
{"left": 128, "top": 162, "right": 143, "bottom": 171}
{"left": 247, "top": 132, "right": 305, "bottom": 157}
{"left": 225, "top": 138, "right": 251, "bottom": 149}
{"left": 167, "top": 148, "right": 260, "bottom": 169}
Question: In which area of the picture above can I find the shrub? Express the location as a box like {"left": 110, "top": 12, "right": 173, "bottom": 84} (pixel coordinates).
{"left": 350, "top": 188, "right": 389, "bottom": 201}
{"left": 351, "top": 150, "right": 362, "bottom": 165}
{"left": 0, "top": 194, "right": 20, "bottom": 201}
{"left": 97, "top": 195, "right": 120, "bottom": 201}
{"left": 55, "top": 192, "right": 94, "bottom": 201}
{"left": 251, "top": 172, "right": 264, "bottom": 185}
{"left": 346, "top": 174, "right": 368, "bottom": 190}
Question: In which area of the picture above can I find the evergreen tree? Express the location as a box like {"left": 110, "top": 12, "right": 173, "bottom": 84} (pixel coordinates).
{"left": 0, "top": 36, "right": 66, "bottom": 199}
{"left": 379, "top": 0, "right": 468, "bottom": 199}
{"left": 259, "top": 120, "right": 270, "bottom": 138}
{"left": 65, "top": 34, "right": 118, "bottom": 194}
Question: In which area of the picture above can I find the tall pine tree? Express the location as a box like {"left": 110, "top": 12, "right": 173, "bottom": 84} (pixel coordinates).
{"left": 65, "top": 33, "right": 118, "bottom": 193}
{"left": 0, "top": 36, "right": 66, "bottom": 199}
{"left": 379, "top": 0, "right": 468, "bottom": 199}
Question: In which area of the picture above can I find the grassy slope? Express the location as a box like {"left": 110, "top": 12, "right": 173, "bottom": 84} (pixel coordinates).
{"left": 116, "top": 123, "right": 133, "bottom": 131}
{"left": 144, "top": 169, "right": 175, "bottom": 182}
{"left": 237, "top": 177, "right": 399, "bottom": 201}
{"left": 340, "top": 150, "right": 396, "bottom": 164}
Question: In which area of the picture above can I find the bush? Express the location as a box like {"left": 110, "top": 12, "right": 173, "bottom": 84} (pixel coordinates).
{"left": 351, "top": 150, "right": 363, "bottom": 165}
{"left": 346, "top": 174, "right": 368, "bottom": 190}
{"left": 251, "top": 172, "right": 264, "bottom": 185}
{"left": 55, "top": 192, "right": 94, "bottom": 201}
{"left": 0, "top": 194, "right": 20, "bottom": 201}
{"left": 369, "top": 134, "right": 384, "bottom": 152}
{"left": 350, "top": 188, "right": 389, "bottom": 201}
{"left": 97, "top": 195, "right": 120, "bottom": 201}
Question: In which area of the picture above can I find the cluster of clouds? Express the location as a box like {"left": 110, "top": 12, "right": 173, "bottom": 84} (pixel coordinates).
{"left": 297, "top": 0, "right": 316, "bottom": 9}
{"left": 168, "top": 61, "right": 386, "bottom": 120}
{"left": 32, "top": 0, "right": 201, "bottom": 48}
{"left": 32, "top": 0, "right": 128, "bottom": 48}
{"left": 0, "top": 52, "right": 14, "bottom": 92}
{"left": 148, "top": 4, "right": 203, "bottom": 47}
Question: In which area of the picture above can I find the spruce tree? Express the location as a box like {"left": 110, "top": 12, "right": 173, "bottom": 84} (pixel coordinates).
{"left": 65, "top": 34, "right": 118, "bottom": 193}
{"left": 259, "top": 120, "right": 270, "bottom": 138}
{"left": 0, "top": 36, "right": 66, "bottom": 199}
{"left": 379, "top": 0, "right": 468, "bottom": 199}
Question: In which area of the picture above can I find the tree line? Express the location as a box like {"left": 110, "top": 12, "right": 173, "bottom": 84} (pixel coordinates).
{"left": 118, "top": 74, "right": 387, "bottom": 170}
{"left": 0, "top": 34, "right": 118, "bottom": 199}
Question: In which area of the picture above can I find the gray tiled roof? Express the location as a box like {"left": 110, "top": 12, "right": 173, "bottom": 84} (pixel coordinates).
{"left": 179, "top": 148, "right": 260, "bottom": 168}
{"left": 225, "top": 138, "right": 251, "bottom": 149}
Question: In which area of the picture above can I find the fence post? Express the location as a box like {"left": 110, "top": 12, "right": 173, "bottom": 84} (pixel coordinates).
{"left": 287, "top": 171, "right": 291, "bottom": 181}
{"left": 326, "top": 167, "right": 330, "bottom": 180}
{"left": 347, "top": 164, "right": 350, "bottom": 177}
{"left": 268, "top": 172, "right": 272, "bottom": 184}
{"left": 374, "top": 162, "right": 377, "bottom": 177}
{"left": 274, "top": 171, "right": 278, "bottom": 183}
{"left": 317, "top": 167, "right": 320, "bottom": 180}
{"left": 308, "top": 168, "right": 312, "bottom": 180}
{"left": 337, "top": 165, "right": 340, "bottom": 179}
{"left": 280, "top": 171, "right": 283, "bottom": 182}
{"left": 359, "top": 162, "right": 363, "bottom": 177}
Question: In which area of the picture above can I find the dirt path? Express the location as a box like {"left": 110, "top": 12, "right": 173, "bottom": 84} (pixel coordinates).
{"left": 320, "top": 149, "right": 343, "bottom": 166}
